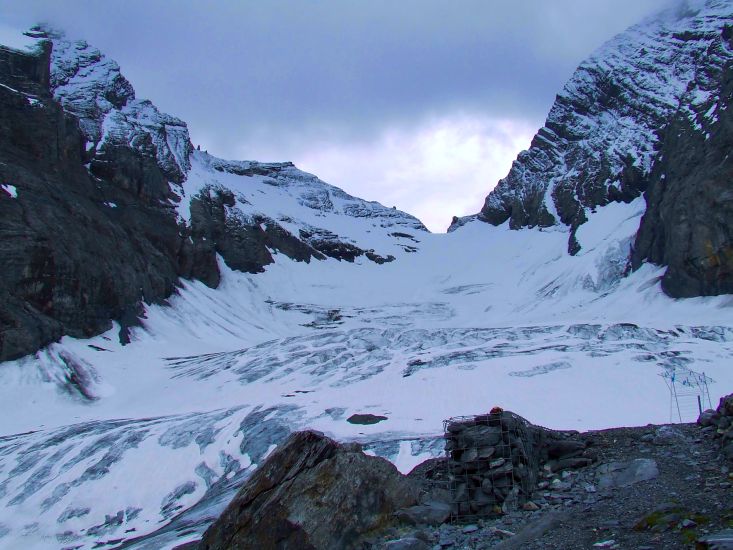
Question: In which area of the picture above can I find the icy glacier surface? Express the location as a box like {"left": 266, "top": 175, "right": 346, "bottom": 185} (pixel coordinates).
{"left": 1, "top": 199, "right": 732, "bottom": 549}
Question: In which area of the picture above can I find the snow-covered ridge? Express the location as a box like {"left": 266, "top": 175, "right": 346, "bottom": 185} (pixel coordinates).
{"left": 44, "top": 28, "right": 427, "bottom": 265}
{"left": 204, "top": 154, "right": 427, "bottom": 228}
{"left": 189, "top": 151, "right": 425, "bottom": 228}
{"left": 173, "top": 151, "right": 429, "bottom": 271}
{"left": 48, "top": 30, "right": 192, "bottom": 183}
{"left": 454, "top": 0, "right": 733, "bottom": 243}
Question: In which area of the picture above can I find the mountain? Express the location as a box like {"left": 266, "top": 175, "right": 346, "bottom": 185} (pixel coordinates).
{"left": 0, "top": 29, "right": 425, "bottom": 362}
{"left": 0, "top": 3, "right": 732, "bottom": 549}
{"left": 450, "top": 0, "right": 733, "bottom": 298}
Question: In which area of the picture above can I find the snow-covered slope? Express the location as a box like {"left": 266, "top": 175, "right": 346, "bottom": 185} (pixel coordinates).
{"left": 184, "top": 151, "right": 427, "bottom": 262}
{"left": 0, "top": 28, "right": 430, "bottom": 364}
{"left": 0, "top": 7, "right": 732, "bottom": 550}
{"left": 1, "top": 201, "right": 732, "bottom": 549}
{"left": 49, "top": 31, "right": 427, "bottom": 263}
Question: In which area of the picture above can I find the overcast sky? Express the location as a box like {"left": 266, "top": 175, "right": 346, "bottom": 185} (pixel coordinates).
{"left": 2, "top": 0, "right": 674, "bottom": 231}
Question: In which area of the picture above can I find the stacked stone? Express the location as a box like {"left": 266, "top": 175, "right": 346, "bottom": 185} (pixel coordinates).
{"left": 698, "top": 392, "right": 733, "bottom": 461}
{"left": 444, "top": 411, "right": 593, "bottom": 521}
{"left": 444, "top": 411, "right": 540, "bottom": 519}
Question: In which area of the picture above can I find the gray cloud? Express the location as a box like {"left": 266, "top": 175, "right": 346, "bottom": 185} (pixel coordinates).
{"left": 1, "top": 0, "right": 675, "bottom": 229}
{"left": 2, "top": 0, "right": 673, "bottom": 157}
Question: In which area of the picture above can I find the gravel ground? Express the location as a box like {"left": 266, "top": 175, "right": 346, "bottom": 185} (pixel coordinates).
{"left": 373, "top": 422, "right": 733, "bottom": 549}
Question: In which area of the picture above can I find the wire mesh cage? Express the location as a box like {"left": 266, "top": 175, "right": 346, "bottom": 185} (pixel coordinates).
{"left": 660, "top": 367, "right": 714, "bottom": 423}
{"left": 443, "top": 411, "right": 537, "bottom": 522}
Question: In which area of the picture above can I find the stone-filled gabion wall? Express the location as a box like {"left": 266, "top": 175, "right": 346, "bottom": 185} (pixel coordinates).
{"left": 698, "top": 392, "right": 733, "bottom": 461}
{"left": 444, "top": 410, "right": 595, "bottom": 521}
{"left": 444, "top": 412, "right": 540, "bottom": 520}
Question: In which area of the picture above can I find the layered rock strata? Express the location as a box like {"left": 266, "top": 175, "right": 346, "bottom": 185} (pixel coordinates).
{"left": 451, "top": 0, "right": 733, "bottom": 297}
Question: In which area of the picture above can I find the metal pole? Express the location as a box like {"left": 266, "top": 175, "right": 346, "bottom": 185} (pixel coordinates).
{"left": 697, "top": 395, "right": 702, "bottom": 416}
{"left": 663, "top": 376, "right": 674, "bottom": 423}
{"left": 703, "top": 372, "right": 713, "bottom": 409}
{"left": 672, "top": 379, "right": 682, "bottom": 422}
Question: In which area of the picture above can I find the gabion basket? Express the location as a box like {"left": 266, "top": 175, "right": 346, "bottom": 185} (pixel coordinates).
{"left": 443, "top": 411, "right": 535, "bottom": 521}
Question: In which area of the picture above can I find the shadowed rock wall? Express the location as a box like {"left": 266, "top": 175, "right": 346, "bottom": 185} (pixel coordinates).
{"left": 0, "top": 43, "right": 190, "bottom": 360}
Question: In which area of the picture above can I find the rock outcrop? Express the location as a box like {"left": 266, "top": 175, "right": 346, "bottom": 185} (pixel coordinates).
{"left": 186, "top": 184, "right": 321, "bottom": 287}
{"left": 198, "top": 430, "right": 420, "bottom": 550}
{"left": 631, "top": 54, "right": 733, "bottom": 297}
{"left": 370, "top": 420, "right": 731, "bottom": 550}
{"left": 0, "top": 29, "right": 426, "bottom": 361}
{"left": 0, "top": 38, "right": 186, "bottom": 361}
{"left": 450, "top": 0, "right": 733, "bottom": 297}
{"left": 49, "top": 32, "right": 191, "bottom": 184}
{"left": 698, "top": 392, "right": 733, "bottom": 461}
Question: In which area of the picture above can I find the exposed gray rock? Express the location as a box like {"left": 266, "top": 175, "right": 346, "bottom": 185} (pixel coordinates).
{"left": 552, "top": 457, "right": 593, "bottom": 471}
{"left": 450, "top": 1, "right": 733, "bottom": 297}
{"left": 652, "top": 425, "right": 686, "bottom": 446}
{"left": 596, "top": 459, "right": 659, "bottom": 488}
{"left": 724, "top": 443, "right": 733, "bottom": 460}
{"left": 632, "top": 55, "right": 733, "bottom": 297}
{"left": 347, "top": 413, "right": 389, "bottom": 425}
{"left": 396, "top": 501, "right": 452, "bottom": 526}
{"left": 0, "top": 39, "right": 188, "bottom": 361}
{"left": 721, "top": 393, "right": 733, "bottom": 417}
{"left": 198, "top": 430, "right": 420, "bottom": 550}
{"left": 699, "top": 392, "right": 733, "bottom": 462}
{"left": 49, "top": 31, "right": 191, "bottom": 183}
{"left": 188, "top": 185, "right": 321, "bottom": 284}
{"left": 547, "top": 440, "right": 586, "bottom": 458}
{"left": 384, "top": 536, "right": 431, "bottom": 550}
{"left": 698, "top": 528, "right": 733, "bottom": 549}
{"left": 491, "top": 511, "right": 567, "bottom": 550}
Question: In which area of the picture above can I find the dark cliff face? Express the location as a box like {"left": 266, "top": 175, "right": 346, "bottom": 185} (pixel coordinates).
{"left": 0, "top": 42, "right": 190, "bottom": 361}
{"left": 0, "top": 43, "right": 360, "bottom": 362}
{"left": 451, "top": 0, "right": 733, "bottom": 297}
{"left": 187, "top": 185, "right": 322, "bottom": 286}
{"left": 632, "top": 51, "right": 733, "bottom": 297}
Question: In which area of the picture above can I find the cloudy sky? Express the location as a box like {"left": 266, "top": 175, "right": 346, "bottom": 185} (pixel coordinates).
{"left": 2, "top": 0, "right": 674, "bottom": 231}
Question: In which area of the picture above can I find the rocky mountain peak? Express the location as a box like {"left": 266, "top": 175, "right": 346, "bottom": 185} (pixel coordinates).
{"left": 37, "top": 27, "right": 193, "bottom": 184}
{"left": 450, "top": 0, "right": 733, "bottom": 255}
{"left": 0, "top": 26, "right": 429, "bottom": 361}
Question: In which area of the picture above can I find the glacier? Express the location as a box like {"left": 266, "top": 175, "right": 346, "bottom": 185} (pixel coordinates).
{"left": 1, "top": 3, "right": 733, "bottom": 549}
{"left": 1, "top": 199, "right": 732, "bottom": 549}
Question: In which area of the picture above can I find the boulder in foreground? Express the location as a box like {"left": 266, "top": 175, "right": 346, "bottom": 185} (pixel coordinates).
{"left": 198, "top": 430, "right": 420, "bottom": 550}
